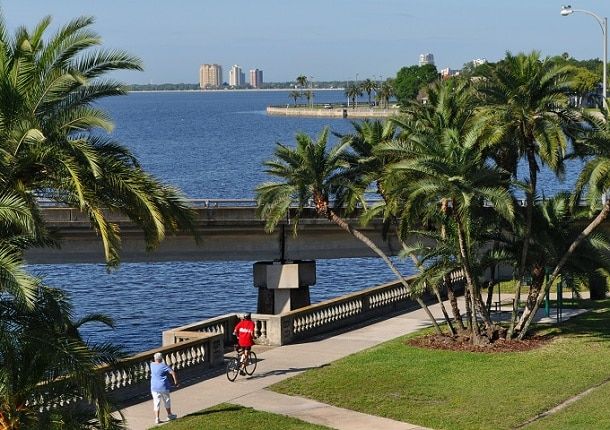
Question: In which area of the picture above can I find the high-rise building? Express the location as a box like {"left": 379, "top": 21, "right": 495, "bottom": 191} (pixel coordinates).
{"left": 199, "top": 64, "right": 223, "bottom": 89}
{"left": 440, "top": 68, "right": 460, "bottom": 79}
{"left": 229, "top": 65, "right": 245, "bottom": 87}
{"left": 249, "top": 68, "right": 263, "bottom": 88}
{"left": 419, "top": 53, "right": 435, "bottom": 67}
{"left": 472, "top": 58, "right": 487, "bottom": 67}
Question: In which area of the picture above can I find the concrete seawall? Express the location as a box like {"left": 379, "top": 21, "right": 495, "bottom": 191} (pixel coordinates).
{"left": 267, "top": 105, "right": 400, "bottom": 119}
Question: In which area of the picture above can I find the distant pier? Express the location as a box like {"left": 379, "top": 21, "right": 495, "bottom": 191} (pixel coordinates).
{"left": 266, "top": 104, "right": 400, "bottom": 119}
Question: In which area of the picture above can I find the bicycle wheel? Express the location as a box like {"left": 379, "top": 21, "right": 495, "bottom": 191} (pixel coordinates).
{"left": 226, "top": 358, "right": 239, "bottom": 382}
{"left": 244, "top": 351, "right": 257, "bottom": 375}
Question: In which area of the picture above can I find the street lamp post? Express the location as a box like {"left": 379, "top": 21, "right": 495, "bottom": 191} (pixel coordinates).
{"left": 561, "top": 5, "right": 607, "bottom": 108}
{"left": 308, "top": 76, "right": 314, "bottom": 108}
{"left": 355, "top": 73, "right": 359, "bottom": 109}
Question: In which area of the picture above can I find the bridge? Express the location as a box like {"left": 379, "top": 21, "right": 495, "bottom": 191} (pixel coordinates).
{"left": 25, "top": 199, "right": 403, "bottom": 264}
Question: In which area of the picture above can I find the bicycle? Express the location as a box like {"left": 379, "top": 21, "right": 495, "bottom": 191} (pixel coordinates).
{"left": 226, "top": 345, "right": 257, "bottom": 381}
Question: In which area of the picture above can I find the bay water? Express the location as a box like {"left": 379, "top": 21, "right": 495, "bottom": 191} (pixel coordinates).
{"left": 29, "top": 90, "right": 582, "bottom": 352}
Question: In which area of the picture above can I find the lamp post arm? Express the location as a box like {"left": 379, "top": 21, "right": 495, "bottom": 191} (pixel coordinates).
{"left": 570, "top": 8, "right": 606, "bottom": 33}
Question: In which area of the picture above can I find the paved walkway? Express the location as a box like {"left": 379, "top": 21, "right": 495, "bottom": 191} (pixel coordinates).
{"left": 121, "top": 296, "right": 585, "bottom": 430}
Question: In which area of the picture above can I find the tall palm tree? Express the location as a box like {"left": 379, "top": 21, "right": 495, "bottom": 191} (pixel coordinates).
{"left": 255, "top": 127, "right": 442, "bottom": 332}
{"left": 0, "top": 13, "right": 197, "bottom": 266}
{"left": 376, "top": 81, "right": 394, "bottom": 109}
{"left": 475, "top": 51, "right": 584, "bottom": 337}
{"left": 385, "top": 79, "right": 484, "bottom": 334}
{"left": 360, "top": 79, "right": 377, "bottom": 105}
{"left": 382, "top": 80, "right": 515, "bottom": 341}
{"left": 345, "top": 83, "right": 362, "bottom": 109}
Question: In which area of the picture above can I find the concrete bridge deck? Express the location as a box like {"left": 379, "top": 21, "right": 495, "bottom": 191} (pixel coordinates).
{"left": 26, "top": 201, "right": 404, "bottom": 263}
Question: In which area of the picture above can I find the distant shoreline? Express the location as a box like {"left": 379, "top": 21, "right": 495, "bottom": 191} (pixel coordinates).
{"left": 128, "top": 88, "right": 345, "bottom": 94}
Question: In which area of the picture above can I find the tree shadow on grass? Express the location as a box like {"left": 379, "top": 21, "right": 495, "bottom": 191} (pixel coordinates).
{"left": 533, "top": 303, "right": 610, "bottom": 342}
{"left": 245, "top": 364, "right": 328, "bottom": 381}
{"left": 185, "top": 404, "right": 243, "bottom": 418}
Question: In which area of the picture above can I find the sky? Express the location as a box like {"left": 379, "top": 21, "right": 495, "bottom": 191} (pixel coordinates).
{"left": 1, "top": 0, "right": 609, "bottom": 84}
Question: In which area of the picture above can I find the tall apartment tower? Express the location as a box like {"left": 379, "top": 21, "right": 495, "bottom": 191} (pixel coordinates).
{"left": 249, "top": 68, "right": 263, "bottom": 88}
{"left": 229, "top": 65, "right": 245, "bottom": 87}
{"left": 418, "top": 53, "right": 435, "bottom": 67}
{"left": 199, "top": 64, "right": 223, "bottom": 89}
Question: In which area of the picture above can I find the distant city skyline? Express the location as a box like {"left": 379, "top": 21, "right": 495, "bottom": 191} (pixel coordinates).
{"left": 2, "top": 0, "right": 609, "bottom": 84}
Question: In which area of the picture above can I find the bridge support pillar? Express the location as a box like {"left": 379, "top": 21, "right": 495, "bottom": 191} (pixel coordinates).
{"left": 253, "top": 260, "right": 316, "bottom": 314}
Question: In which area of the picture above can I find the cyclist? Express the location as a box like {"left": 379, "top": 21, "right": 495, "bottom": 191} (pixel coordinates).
{"left": 233, "top": 312, "right": 255, "bottom": 374}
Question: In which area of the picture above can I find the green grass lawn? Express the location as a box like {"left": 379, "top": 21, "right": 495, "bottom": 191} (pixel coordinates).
{"left": 150, "top": 403, "right": 330, "bottom": 430}
{"left": 271, "top": 299, "right": 610, "bottom": 430}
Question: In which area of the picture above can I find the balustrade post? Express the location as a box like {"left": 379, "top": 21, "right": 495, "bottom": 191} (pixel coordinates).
{"left": 208, "top": 336, "right": 224, "bottom": 367}
{"left": 363, "top": 293, "right": 371, "bottom": 314}
{"left": 162, "top": 330, "right": 177, "bottom": 346}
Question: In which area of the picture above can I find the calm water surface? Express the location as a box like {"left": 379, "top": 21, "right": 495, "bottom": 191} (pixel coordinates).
{"left": 29, "top": 91, "right": 583, "bottom": 352}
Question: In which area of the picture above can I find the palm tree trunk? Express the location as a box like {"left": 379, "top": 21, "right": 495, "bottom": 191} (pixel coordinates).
{"left": 406, "top": 249, "right": 455, "bottom": 334}
{"left": 508, "top": 148, "right": 537, "bottom": 338}
{"left": 431, "top": 283, "right": 456, "bottom": 336}
{"left": 464, "top": 289, "right": 473, "bottom": 332}
{"left": 455, "top": 218, "right": 480, "bottom": 341}
{"left": 475, "top": 289, "right": 496, "bottom": 338}
{"left": 517, "top": 200, "right": 610, "bottom": 339}
{"left": 437, "top": 201, "right": 464, "bottom": 332}
{"left": 514, "top": 264, "right": 544, "bottom": 333}
{"left": 327, "top": 209, "right": 442, "bottom": 334}
{"left": 446, "top": 277, "right": 466, "bottom": 331}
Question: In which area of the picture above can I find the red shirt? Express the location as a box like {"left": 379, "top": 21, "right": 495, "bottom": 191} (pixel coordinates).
{"left": 234, "top": 319, "right": 255, "bottom": 347}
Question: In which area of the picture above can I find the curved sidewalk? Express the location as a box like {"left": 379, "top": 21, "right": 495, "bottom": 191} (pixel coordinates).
{"left": 121, "top": 298, "right": 584, "bottom": 430}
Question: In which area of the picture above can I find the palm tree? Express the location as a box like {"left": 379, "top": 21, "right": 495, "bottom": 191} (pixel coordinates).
{"left": 475, "top": 51, "right": 584, "bottom": 337}
{"left": 289, "top": 90, "right": 302, "bottom": 106}
{"left": 360, "top": 79, "right": 377, "bottom": 106}
{"left": 386, "top": 79, "right": 483, "bottom": 334}
{"left": 506, "top": 195, "right": 610, "bottom": 330}
{"left": 376, "top": 81, "right": 394, "bottom": 109}
{"left": 518, "top": 111, "right": 610, "bottom": 337}
{"left": 0, "top": 286, "right": 125, "bottom": 429}
{"left": 0, "top": 12, "right": 196, "bottom": 429}
{"left": 256, "top": 127, "right": 442, "bottom": 333}
{"left": 0, "top": 189, "right": 121, "bottom": 428}
{"left": 345, "top": 83, "right": 362, "bottom": 109}
{"left": 382, "top": 80, "right": 515, "bottom": 341}
{"left": 0, "top": 13, "right": 197, "bottom": 267}
{"left": 296, "top": 75, "right": 308, "bottom": 88}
